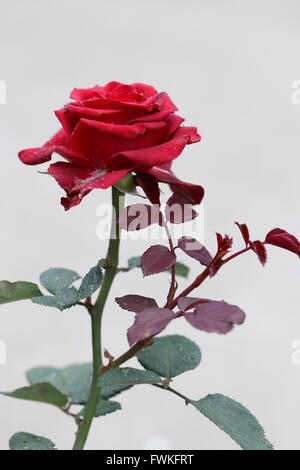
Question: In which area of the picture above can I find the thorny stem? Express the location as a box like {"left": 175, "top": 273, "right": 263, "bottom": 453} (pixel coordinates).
{"left": 163, "top": 222, "right": 178, "bottom": 308}
{"left": 72, "top": 186, "right": 124, "bottom": 451}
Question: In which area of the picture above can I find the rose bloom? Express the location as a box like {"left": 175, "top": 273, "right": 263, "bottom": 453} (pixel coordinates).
{"left": 19, "top": 81, "right": 204, "bottom": 209}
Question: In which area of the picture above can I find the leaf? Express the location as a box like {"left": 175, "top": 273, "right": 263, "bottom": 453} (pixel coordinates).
{"left": 165, "top": 193, "right": 198, "bottom": 224}
{"left": 265, "top": 228, "right": 300, "bottom": 256}
{"left": 235, "top": 222, "right": 250, "bottom": 246}
{"left": 128, "top": 256, "right": 141, "bottom": 268}
{"left": 177, "top": 296, "right": 204, "bottom": 312}
{"left": 98, "top": 367, "right": 162, "bottom": 387}
{"left": 115, "top": 295, "right": 158, "bottom": 313}
{"left": 141, "top": 245, "right": 176, "bottom": 276}
{"left": 178, "top": 237, "right": 213, "bottom": 266}
{"left": 138, "top": 335, "right": 201, "bottom": 379}
{"left": 127, "top": 308, "right": 175, "bottom": 346}
{"left": 100, "top": 383, "right": 132, "bottom": 400}
{"left": 27, "top": 364, "right": 91, "bottom": 404}
{"left": 216, "top": 233, "right": 233, "bottom": 254}
{"left": 32, "top": 286, "right": 79, "bottom": 311}
{"left": 40, "top": 268, "right": 80, "bottom": 294}
{"left": 81, "top": 399, "right": 121, "bottom": 418}
{"left": 0, "top": 281, "right": 42, "bottom": 305}
{"left": 77, "top": 265, "right": 103, "bottom": 299}
{"left": 26, "top": 364, "right": 131, "bottom": 403}
{"left": 170, "top": 262, "right": 190, "bottom": 278}
{"left": 184, "top": 300, "right": 246, "bottom": 334}
{"left": 9, "top": 432, "right": 56, "bottom": 450}
{"left": 2, "top": 383, "right": 68, "bottom": 407}
{"left": 134, "top": 173, "right": 160, "bottom": 205}
{"left": 117, "top": 204, "right": 163, "bottom": 231}
{"left": 250, "top": 240, "right": 267, "bottom": 266}
{"left": 191, "top": 394, "right": 273, "bottom": 450}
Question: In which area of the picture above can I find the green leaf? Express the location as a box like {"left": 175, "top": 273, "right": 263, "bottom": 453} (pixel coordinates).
{"left": 40, "top": 268, "right": 80, "bottom": 294}
{"left": 172, "top": 262, "right": 190, "bottom": 278}
{"left": 98, "top": 367, "right": 162, "bottom": 387}
{"left": 138, "top": 335, "right": 201, "bottom": 379}
{"left": 32, "top": 287, "right": 79, "bottom": 311}
{"left": 2, "top": 383, "right": 68, "bottom": 407}
{"left": 26, "top": 364, "right": 132, "bottom": 404}
{"left": 27, "top": 364, "right": 91, "bottom": 404}
{"left": 9, "top": 432, "right": 56, "bottom": 450}
{"left": 100, "top": 383, "right": 132, "bottom": 400}
{"left": 77, "top": 265, "right": 103, "bottom": 299}
{"left": 80, "top": 399, "right": 121, "bottom": 418}
{"left": 128, "top": 256, "right": 141, "bottom": 268}
{"left": 0, "top": 281, "right": 41, "bottom": 305}
{"left": 191, "top": 394, "right": 273, "bottom": 450}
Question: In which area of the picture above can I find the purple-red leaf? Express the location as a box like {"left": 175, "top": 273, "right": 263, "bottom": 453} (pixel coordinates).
{"left": 265, "top": 228, "right": 300, "bottom": 257}
{"left": 184, "top": 300, "right": 246, "bottom": 335}
{"left": 117, "top": 204, "right": 163, "bottom": 231}
{"left": 177, "top": 297, "right": 204, "bottom": 312}
{"left": 250, "top": 240, "right": 267, "bottom": 266}
{"left": 115, "top": 295, "right": 158, "bottom": 313}
{"left": 141, "top": 245, "right": 176, "bottom": 276}
{"left": 134, "top": 174, "right": 161, "bottom": 206}
{"left": 127, "top": 308, "right": 174, "bottom": 346}
{"left": 216, "top": 233, "right": 233, "bottom": 253}
{"left": 235, "top": 222, "right": 250, "bottom": 246}
{"left": 165, "top": 193, "right": 198, "bottom": 224}
{"left": 178, "top": 237, "right": 213, "bottom": 266}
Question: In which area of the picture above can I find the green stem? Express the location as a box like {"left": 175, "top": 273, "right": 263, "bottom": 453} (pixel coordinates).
{"left": 72, "top": 186, "right": 124, "bottom": 450}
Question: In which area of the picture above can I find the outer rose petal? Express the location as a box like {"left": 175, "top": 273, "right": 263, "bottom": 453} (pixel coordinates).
{"left": 148, "top": 164, "right": 204, "bottom": 205}
{"left": 70, "top": 86, "right": 103, "bottom": 102}
{"left": 108, "top": 126, "right": 199, "bottom": 171}
{"left": 48, "top": 162, "right": 130, "bottom": 210}
{"left": 18, "top": 129, "right": 68, "bottom": 165}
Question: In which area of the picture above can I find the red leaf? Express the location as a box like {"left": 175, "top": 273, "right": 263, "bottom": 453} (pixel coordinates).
{"left": 117, "top": 204, "right": 163, "bottom": 231}
{"left": 235, "top": 222, "right": 250, "bottom": 246}
{"left": 250, "top": 240, "right": 267, "bottom": 266}
{"left": 184, "top": 300, "right": 246, "bottom": 335}
{"left": 116, "top": 295, "right": 158, "bottom": 313}
{"left": 165, "top": 193, "right": 198, "bottom": 224}
{"left": 134, "top": 173, "right": 161, "bottom": 205}
{"left": 177, "top": 297, "right": 206, "bottom": 312}
{"left": 216, "top": 233, "right": 233, "bottom": 253}
{"left": 178, "top": 237, "right": 213, "bottom": 266}
{"left": 127, "top": 307, "right": 174, "bottom": 346}
{"left": 265, "top": 228, "right": 300, "bottom": 257}
{"left": 141, "top": 245, "right": 176, "bottom": 276}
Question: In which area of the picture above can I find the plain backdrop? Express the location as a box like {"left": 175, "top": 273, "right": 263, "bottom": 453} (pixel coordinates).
{"left": 0, "top": 0, "right": 299, "bottom": 451}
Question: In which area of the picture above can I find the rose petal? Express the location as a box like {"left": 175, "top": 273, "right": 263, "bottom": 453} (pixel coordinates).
{"left": 148, "top": 164, "right": 204, "bottom": 205}
{"left": 48, "top": 162, "right": 130, "bottom": 210}
{"left": 18, "top": 129, "right": 68, "bottom": 165}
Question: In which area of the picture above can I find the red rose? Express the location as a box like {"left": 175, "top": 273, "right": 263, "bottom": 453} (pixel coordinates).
{"left": 19, "top": 81, "right": 204, "bottom": 209}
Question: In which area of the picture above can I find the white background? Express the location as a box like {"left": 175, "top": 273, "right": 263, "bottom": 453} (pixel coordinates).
{"left": 0, "top": 0, "right": 299, "bottom": 450}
